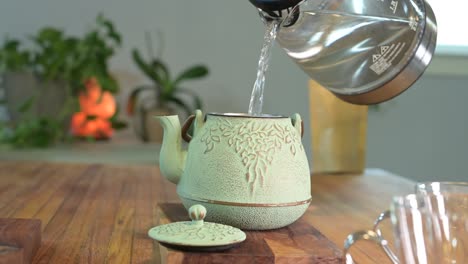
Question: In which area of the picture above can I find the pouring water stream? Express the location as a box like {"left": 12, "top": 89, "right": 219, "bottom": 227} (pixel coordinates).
{"left": 248, "top": 20, "right": 280, "bottom": 116}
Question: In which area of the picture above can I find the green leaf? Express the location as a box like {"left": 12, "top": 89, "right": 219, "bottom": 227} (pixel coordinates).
{"left": 151, "top": 58, "right": 170, "bottom": 83}
{"left": 18, "top": 97, "right": 35, "bottom": 113}
{"left": 174, "top": 65, "right": 208, "bottom": 85}
{"left": 108, "top": 105, "right": 128, "bottom": 130}
{"left": 4, "top": 40, "right": 20, "bottom": 50}
{"left": 132, "top": 49, "right": 163, "bottom": 85}
{"left": 5, "top": 117, "right": 61, "bottom": 148}
{"left": 192, "top": 94, "right": 203, "bottom": 111}
{"left": 137, "top": 107, "right": 149, "bottom": 142}
{"left": 86, "top": 115, "right": 98, "bottom": 121}
{"left": 97, "top": 14, "right": 122, "bottom": 45}
{"left": 36, "top": 27, "right": 63, "bottom": 43}
{"left": 167, "top": 96, "right": 192, "bottom": 117}
{"left": 177, "top": 88, "right": 203, "bottom": 110}
{"left": 0, "top": 39, "right": 31, "bottom": 71}
{"left": 126, "top": 85, "right": 156, "bottom": 115}
{"left": 151, "top": 59, "right": 173, "bottom": 95}
{"left": 111, "top": 120, "right": 127, "bottom": 130}
{"left": 96, "top": 75, "right": 119, "bottom": 93}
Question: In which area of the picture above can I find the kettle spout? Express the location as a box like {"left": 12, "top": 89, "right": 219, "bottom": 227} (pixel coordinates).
{"left": 155, "top": 115, "right": 186, "bottom": 184}
{"left": 249, "top": 0, "right": 301, "bottom": 26}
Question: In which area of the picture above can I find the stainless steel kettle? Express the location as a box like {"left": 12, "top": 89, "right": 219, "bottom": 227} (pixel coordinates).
{"left": 249, "top": 0, "right": 437, "bottom": 105}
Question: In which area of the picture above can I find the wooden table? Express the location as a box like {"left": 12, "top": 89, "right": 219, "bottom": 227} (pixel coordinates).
{"left": 0, "top": 161, "right": 414, "bottom": 263}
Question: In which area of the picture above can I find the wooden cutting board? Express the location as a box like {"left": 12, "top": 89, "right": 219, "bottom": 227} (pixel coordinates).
{"left": 156, "top": 203, "right": 342, "bottom": 263}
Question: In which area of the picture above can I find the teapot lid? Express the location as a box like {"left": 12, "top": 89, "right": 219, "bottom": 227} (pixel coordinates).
{"left": 148, "top": 205, "right": 246, "bottom": 251}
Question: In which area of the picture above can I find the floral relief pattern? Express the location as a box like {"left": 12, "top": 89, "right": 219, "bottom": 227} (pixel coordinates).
{"left": 153, "top": 222, "right": 241, "bottom": 242}
{"left": 200, "top": 118, "right": 302, "bottom": 193}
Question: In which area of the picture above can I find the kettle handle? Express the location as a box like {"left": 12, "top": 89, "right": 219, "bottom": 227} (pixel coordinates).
{"left": 181, "top": 115, "right": 196, "bottom": 143}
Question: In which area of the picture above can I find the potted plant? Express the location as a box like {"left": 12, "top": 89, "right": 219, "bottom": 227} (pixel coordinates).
{"left": 127, "top": 36, "right": 209, "bottom": 142}
{"left": 0, "top": 14, "right": 125, "bottom": 148}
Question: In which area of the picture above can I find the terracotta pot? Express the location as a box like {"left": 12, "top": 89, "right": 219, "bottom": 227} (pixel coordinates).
{"left": 309, "top": 80, "right": 368, "bottom": 174}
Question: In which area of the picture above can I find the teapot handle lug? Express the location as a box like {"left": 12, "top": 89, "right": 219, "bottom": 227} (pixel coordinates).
{"left": 181, "top": 115, "right": 196, "bottom": 143}
{"left": 181, "top": 110, "right": 204, "bottom": 143}
{"left": 291, "top": 113, "right": 304, "bottom": 138}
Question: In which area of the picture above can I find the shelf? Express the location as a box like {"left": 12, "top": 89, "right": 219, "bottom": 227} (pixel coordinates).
{"left": 0, "top": 129, "right": 161, "bottom": 165}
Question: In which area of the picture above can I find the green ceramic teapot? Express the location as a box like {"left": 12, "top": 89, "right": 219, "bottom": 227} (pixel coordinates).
{"left": 156, "top": 110, "right": 311, "bottom": 230}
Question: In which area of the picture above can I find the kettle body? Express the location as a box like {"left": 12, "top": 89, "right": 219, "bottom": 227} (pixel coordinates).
{"left": 250, "top": 0, "right": 437, "bottom": 105}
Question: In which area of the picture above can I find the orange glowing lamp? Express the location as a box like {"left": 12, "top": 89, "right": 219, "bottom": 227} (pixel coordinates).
{"left": 71, "top": 78, "right": 116, "bottom": 139}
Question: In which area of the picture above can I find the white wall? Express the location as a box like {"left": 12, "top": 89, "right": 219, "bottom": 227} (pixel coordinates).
{"left": 1, "top": 0, "right": 467, "bottom": 182}
{"left": 367, "top": 74, "right": 468, "bottom": 182}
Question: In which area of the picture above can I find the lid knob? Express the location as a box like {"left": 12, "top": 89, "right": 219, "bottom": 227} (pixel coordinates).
{"left": 189, "top": 205, "right": 206, "bottom": 225}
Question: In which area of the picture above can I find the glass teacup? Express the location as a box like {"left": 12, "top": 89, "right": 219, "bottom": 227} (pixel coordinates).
{"left": 414, "top": 182, "right": 468, "bottom": 263}
{"left": 344, "top": 182, "right": 468, "bottom": 264}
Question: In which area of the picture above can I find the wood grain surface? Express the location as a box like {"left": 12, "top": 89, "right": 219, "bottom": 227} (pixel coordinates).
{"left": 0, "top": 218, "right": 41, "bottom": 264}
{"left": 0, "top": 161, "right": 414, "bottom": 263}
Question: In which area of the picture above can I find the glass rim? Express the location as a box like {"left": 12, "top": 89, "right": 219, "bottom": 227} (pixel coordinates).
{"left": 416, "top": 181, "right": 468, "bottom": 194}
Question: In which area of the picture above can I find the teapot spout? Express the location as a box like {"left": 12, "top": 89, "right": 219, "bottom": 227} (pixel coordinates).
{"left": 155, "top": 115, "right": 186, "bottom": 184}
